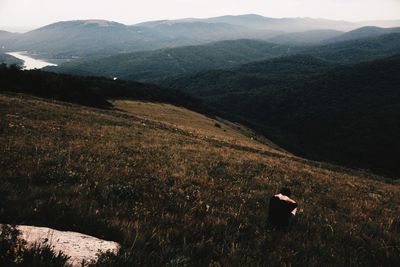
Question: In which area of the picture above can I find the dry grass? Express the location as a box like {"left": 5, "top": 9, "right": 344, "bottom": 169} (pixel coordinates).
{"left": 1, "top": 93, "right": 399, "bottom": 266}
{"left": 112, "top": 100, "right": 285, "bottom": 153}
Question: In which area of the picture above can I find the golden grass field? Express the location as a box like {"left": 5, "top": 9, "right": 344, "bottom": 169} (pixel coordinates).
{"left": 1, "top": 93, "right": 399, "bottom": 266}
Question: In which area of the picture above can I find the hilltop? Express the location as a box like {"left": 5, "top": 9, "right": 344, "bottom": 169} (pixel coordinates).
{"left": 1, "top": 92, "right": 399, "bottom": 266}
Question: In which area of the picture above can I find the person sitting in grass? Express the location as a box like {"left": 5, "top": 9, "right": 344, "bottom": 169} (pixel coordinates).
{"left": 268, "top": 187, "right": 298, "bottom": 231}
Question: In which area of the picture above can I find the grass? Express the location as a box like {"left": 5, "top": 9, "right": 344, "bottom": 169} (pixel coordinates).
{"left": 1, "top": 93, "right": 399, "bottom": 266}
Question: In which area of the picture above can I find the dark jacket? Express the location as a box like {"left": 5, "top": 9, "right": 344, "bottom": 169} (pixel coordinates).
{"left": 268, "top": 195, "right": 297, "bottom": 229}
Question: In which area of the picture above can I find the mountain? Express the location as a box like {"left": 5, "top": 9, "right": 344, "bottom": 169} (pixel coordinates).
{"left": 132, "top": 20, "right": 282, "bottom": 42}
{"left": 0, "top": 30, "right": 18, "bottom": 50}
{"left": 0, "top": 17, "right": 285, "bottom": 60}
{"left": 138, "top": 14, "right": 359, "bottom": 32}
{"left": 326, "top": 26, "right": 400, "bottom": 43}
{"left": 164, "top": 54, "right": 400, "bottom": 178}
{"left": 46, "top": 39, "right": 291, "bottom": 82}
{"left": 0, "top": 30, "right": 15, "bottom": 40}
{"left": 3, "top": 20, "right": 168, "bottom": 59}
{"left": 49, "top": 33, "right": 400, "bottom": 83}
{"left": 2, "top": 84, "right": 400, "bottom": 266}
{"left": 359, "top": 20, "right": 400, "bottom": 28}
{"left": 0, "top": 18, "right": 283, "bottom": 61}
{"left": 3, "top": 15, "right": 399, "bottom": 62}
{"left": 163, "top": 55, "right": 336, "bottom": 97}
{"left": 298, "top": 33, "right": 400, "bottom": 64}
{"left": 267, "top": 29, "right": 343, "bottom": 45}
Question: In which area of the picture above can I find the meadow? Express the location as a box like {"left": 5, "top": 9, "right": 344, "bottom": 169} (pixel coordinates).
{"left": 1, "top": 93, "right": 399, "bottom": 266}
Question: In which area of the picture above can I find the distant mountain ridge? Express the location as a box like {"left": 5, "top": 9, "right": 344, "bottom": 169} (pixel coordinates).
{"left": 3, "top": 14, "right": 397, "bottom": 60}
{"left": 266, "top": 29, "right": 344, "bottom": 45}
{"left": 326, "top": 26, "right": 400, "bottom": 43}
{"left": 0, "top": 30, "right": 18, "bottom": 49}
{"left": 135, "top": 14, "right": 359, "bottom": 32}
{"left": 1, "top": 20, "right": 167, "bottom": 58}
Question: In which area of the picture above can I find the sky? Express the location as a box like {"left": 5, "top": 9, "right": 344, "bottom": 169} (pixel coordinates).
{"left": 0, "top": 0, "right": 399, "bottom": 32}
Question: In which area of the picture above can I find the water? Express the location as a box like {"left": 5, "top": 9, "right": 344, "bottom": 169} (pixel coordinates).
{"left": 6, "top": 51, "right": 57, "bottom": 70}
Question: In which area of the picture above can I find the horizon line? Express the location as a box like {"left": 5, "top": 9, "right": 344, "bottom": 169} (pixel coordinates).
{"left": 3, "top": 13, "right": 400, "bottom": 33}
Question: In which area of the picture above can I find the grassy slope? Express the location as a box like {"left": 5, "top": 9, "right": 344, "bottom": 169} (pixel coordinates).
{"left": 0, "top": 65, "right": 212, "bottom": 117}
{"left": 164, "top": 54, "right": 400, "bottom": 178}
{"left": 1, "top": 93, "right": 399, "bottom": 266}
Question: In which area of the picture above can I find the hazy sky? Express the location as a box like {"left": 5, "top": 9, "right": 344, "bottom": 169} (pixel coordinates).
{"left": 1, "top": 0, "right": 399, "bottom": 32}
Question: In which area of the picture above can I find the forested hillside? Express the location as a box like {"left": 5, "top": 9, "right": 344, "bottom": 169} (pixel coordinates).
{"left": 0, "top": 53, "right": 23, "bottom": 66}
{"left": 46, "top": 39, "right": 291, "bottom": 81}
{"left": 48, "top": 33, "right": 400, "bottom": 83}
{"left": 0, "top": 64, "right": 206, "bottom": 113}
{"left": 165, "top": 55, "right": 400, "bottom": 178}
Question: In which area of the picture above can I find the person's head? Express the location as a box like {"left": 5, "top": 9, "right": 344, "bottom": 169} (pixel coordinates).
{"left": 280, "top": 187, "right": 291, "bottom": 197}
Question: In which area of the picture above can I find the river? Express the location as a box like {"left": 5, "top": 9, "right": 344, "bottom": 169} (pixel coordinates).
{"left": 6, "top": 51, "right": 57, "bottom": 70}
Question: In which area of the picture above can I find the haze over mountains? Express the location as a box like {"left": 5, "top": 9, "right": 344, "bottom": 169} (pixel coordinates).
{"left": 1, "top": 14, "right": 400, "bottom": 60}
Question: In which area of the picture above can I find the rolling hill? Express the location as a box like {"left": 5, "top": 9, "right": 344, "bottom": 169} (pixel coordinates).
{"left": 2, "top": 14, "right": 392, "bottom": 62}
{"left": 131, "top": 20, "right": 282, "bottom": 43}
{"left": 0, "top": 20, "right": 168, "bottom": 59}
{"left": 0, "top": 64, "right": 208, "bottom": 114}
{"left": 326, "top": 26, "right": 400, "bottom": 43}
{"left": 0, "top": 19, "right": 285, "bottom": 61}
{"left": 137, "top": 14, "right": 359, "bottom": 32}
{"left": 48, "top": 32, "right": 400, "bottom": 83}
{"left": 1, "top": 89, "right": 399, "bottom": 266}
{"left": 46, "top": 39, "right": 291, "bottom": 82}
{"left": 164, "top": 54, "right": 400, "bottom": 178}
{"left": 358, "top": 19, "right": 400, "bottom": 28}
{"left": 0, "top": 30, "right": 17, "bottom": 43}
{"left": 266, "top": 29, "right": 344, "bottom": 45}
{"left": 297, "top": 33, "right": 400, "bottom": 64}
{"left": 163, "top": 55, "right": 336, "bottom": 97}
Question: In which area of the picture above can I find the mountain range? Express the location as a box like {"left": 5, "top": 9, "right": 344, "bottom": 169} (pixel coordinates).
{"left": 47, "top": 32, "right": 400, "bottom": 82}
{"left": 1, "top": 14, "right": 400, "bottom": 60}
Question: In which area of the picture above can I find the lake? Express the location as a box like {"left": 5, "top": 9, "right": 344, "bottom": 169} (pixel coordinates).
{"left": 6, "top": 51, "right": 57, "bottom": 70}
